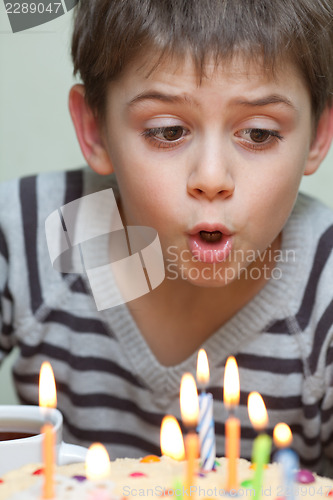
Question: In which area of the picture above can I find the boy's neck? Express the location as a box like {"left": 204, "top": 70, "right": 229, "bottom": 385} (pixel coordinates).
{"left": 126, "top": 234, "right": 282, "bottom": 366}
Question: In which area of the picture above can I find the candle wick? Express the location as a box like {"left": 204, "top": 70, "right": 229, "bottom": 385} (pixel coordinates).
{"left": 44, "top": 409, "right": 54, "bottom": 426}
{"left": 228, "top": 406, "right": 236, "bottom": 419}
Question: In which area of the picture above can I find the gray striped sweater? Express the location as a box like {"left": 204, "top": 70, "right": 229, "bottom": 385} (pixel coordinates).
{"left": 0, "top": 168, "right": 332, "bottom": 475}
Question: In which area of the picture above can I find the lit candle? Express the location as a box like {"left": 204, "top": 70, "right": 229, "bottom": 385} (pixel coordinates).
{"left": 180, "top": 373, "right": 200, "bottom": 495}
{"left": 160, "top": 415, "right": 185, "bottom": 500}
{"left": 248, "top": 392, "right": 272, "bottom": 500}
{"left": 273, "top": 423, "right": 299, "bottom": 500}
{"left": 223, "top": 356, "right": 240, "bottom": 493}
{"left": 160, "top": 415, "right": 185, "bottom": 461}
{"left": 39, "top": 361, "right": 57, "bottom": 500}
{"left": 196, "top": 349, "right": 216, "bottom": 471}
{"left": 86, "top": 443, "right": 111, "bottom": 500}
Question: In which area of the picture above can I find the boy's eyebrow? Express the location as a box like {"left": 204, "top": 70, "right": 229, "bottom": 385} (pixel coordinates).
{"left": 128, "top": 91, "right": 199, "bottom": 108}
{"left": 236, "top": 94, "right": 297, "bottom": 111}
{"left": 128, "top": 91, "right": 298, "bottom": 112}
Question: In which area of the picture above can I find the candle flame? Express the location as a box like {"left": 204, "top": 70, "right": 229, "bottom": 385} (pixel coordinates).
{"left": 273, "top": 423, "right": 293, "bottom": 448}
{"left": 223, "top": 356, "right": 240, "bottom": 408}
{"left": 247, "top": 392, "right": 269, "bottom": 431}
{"left": 180, "top": 373, "right": 199, "bottom": 428}
{"left": 160, "top": 415, "right": 185, "bottom": 460}
{"left": 197, "top": 349, "right": 210, "bottom": 387}
{"left": 39, "top": 362, "right": 57, "bottom": 409}
{"left": 86, "top": 443, "right": 110, "bottom": 480}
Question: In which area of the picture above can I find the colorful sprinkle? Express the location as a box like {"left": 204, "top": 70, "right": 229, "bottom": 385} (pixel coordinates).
{"left": 72, "top": 475, "right": 87, "bottom": 482}
{"left": 249, "top": 463, "right": 269, "bottom": 470}
{"left": 159, "top": 489, "right": 173, "bottom": 497}
{"left": 129, "top": 472, "right": 148, "bottom": 478}
{"left": 197, "top": 472, "right": 206, "bottom": 478}
{"left": 32, "top": 468, "right": 44, "bottom": 476}
{"left": 0, "top": 479, "right": 3, "bottom": 484}
{"left": 140, "top": 455, "right": 161, "bottom": 463}
{"left": 214, "top": 459, "right": 221, "bottom": 467}
{"left": 241, "top": 479, "right": 253, "bottom": 489}
{"left": 326, "top": 490, "right": 333, "bottom": 497}
{"left": 296, "top": 469, "right": 315, "bottom": 484}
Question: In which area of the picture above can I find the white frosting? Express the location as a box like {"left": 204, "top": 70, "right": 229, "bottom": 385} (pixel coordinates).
{"left": 8, "top": 475, "right": 117, "bottom": 500}
{"left": 1, "top": 457, "right": 333, "bottom": 500}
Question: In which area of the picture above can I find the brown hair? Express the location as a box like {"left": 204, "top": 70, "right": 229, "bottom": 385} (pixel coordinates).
{"left": 71, "top": 0, "right": 333, "bottom": 124}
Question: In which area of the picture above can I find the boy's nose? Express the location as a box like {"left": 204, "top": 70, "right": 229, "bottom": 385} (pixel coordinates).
{"left": 187, "top": 142, "right": 235, "bottom": 201}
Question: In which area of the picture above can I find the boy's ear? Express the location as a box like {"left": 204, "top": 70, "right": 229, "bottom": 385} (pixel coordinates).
{"left": 68, "top": 84, "right": 114, "bottom": 175}
{"left": 304, "top": 105, "right": 333, "bottom": 176}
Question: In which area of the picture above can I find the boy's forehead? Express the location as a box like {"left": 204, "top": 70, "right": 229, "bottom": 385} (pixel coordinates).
{"left": 112, "top": 50, "right": 308, "bottom": 98}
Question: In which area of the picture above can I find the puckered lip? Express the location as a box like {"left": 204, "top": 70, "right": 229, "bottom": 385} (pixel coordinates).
{"left": 188, "top": 222, "right": 234, "bottom": 237}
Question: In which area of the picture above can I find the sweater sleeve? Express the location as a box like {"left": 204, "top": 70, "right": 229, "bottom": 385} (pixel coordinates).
{"left": 0, "top": 223, "right": 15, "bottom": 362}
{"left": 321, "top": 332, "right": 333, "bottom": 468}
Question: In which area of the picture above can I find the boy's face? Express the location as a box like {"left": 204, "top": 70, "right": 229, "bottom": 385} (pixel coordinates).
{"left": 98, "top": 53, "right": 321, "bottom": 286}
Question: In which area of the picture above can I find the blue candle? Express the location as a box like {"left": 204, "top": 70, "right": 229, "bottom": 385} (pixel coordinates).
{"left": 273, "top": 423, "right": 299, "bottom": 500}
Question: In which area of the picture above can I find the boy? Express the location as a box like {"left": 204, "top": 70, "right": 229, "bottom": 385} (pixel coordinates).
{"left": 1, "top": 0, "right": 333, "bottom": 475}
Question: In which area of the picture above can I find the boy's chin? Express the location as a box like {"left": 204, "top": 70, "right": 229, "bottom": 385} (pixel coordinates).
{"left": 165, "top": 263, "right": 239, "bottom": 288}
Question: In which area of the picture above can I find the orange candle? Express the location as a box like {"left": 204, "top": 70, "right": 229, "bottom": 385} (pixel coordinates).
{"left": 184, "top": 432, "right": 200, "bottom": 493}
{"left": 41, "top": 423, "right": 55, "bottom": 499}
{"left": 39, "top": 361, "right": 57, "bottom": 500}
{"left": 225, "top": 417, "right": 240, "bottom": 490}
{"left": 180, "top": 373, "right": 200, "bottom": 495}
{"left": 223, "top": 356, "right": 240, "bottom": 492}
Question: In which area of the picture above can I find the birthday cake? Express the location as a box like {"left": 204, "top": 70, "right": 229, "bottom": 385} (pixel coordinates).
{"left": 1, "top": 455, "right": 333, "bottom": 500}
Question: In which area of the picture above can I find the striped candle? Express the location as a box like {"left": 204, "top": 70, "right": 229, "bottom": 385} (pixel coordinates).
{"left": 198, "top": 392, "right": 216, "bottom": 471}
{"left": 197, "top": 349, "right": 216, "bottom": 471}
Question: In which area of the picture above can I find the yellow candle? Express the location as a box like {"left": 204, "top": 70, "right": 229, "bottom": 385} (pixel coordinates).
{"left": 223, "top": 356, "right": 240, "bottom": 492}
{"left": 160, "top": 415, "right": 185, "bottom": 461}
{"left": 160, "top": 415, "right": 185, "bottom": 500}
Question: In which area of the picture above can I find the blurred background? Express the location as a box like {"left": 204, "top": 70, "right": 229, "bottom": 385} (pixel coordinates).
{"left": 0, "top": 2, "right": 332, "bottom": 405}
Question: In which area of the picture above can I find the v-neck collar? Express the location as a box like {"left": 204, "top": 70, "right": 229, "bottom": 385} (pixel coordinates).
{"left": 99, "top": 194, "right": 310, "bottom": 395}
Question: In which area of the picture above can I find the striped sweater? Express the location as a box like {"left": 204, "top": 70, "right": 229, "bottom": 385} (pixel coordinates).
{"left": 0, "top": 168, "right": 333, "bottom": 475}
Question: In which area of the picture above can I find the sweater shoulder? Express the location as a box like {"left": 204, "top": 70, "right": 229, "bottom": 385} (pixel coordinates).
{"left": 295, "top": 192, "right": 333, "bottom": 235}
{"left": 0, "top": 167, "right": 117, "bottom": 226}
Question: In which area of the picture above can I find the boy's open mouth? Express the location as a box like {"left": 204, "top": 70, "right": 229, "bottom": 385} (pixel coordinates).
{"left": 199, "top": 230, "right": 223, "bottom": 243}
{"left": 188, "top": 225, "right": 233, "bottom": 263}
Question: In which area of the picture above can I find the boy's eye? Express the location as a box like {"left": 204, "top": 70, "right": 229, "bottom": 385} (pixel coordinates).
{"left": 248, "top": 129, "right": 271, "bottom": 143}
{"left": 159, "top": 126, "right": 184, "bottom": 141}
{"left": 141, "top": 126, "right": 189, "bottom": 148}
{"left": 236, "top": 128, "right": 284, "bottom": 150}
